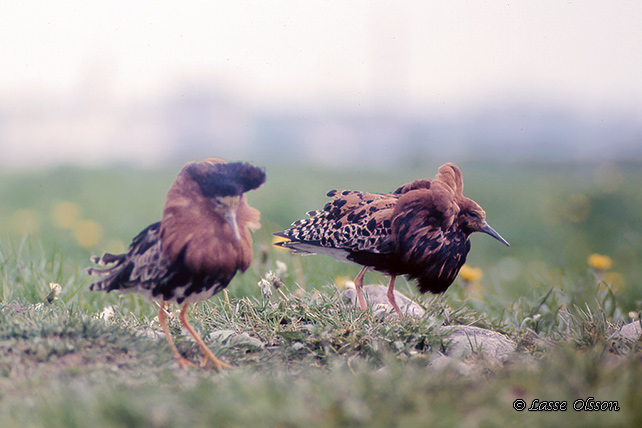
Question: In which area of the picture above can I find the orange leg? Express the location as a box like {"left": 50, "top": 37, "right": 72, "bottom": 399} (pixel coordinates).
{"left": 179, "top": 303, "right": 232, "bottom": 371}
{"left": 386, "top": 275, "right": 403, "bottom": 317}
{"left": 157, "top": 302, "right": 195, "bottom": 368}
{"left": 353, "top": 266, "right": 369, "bottom": 311}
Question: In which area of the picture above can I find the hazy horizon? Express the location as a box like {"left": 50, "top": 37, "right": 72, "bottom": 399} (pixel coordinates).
{"left": 2, "top": 1, "right": 641, "bottom": 168}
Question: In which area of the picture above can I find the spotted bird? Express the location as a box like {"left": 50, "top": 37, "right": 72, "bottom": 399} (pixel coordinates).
{"left": 89, "top": 158, "right": 266, "bottom": 369}
{"left": 274, "top": 163, "right": 509, "bottom": 315}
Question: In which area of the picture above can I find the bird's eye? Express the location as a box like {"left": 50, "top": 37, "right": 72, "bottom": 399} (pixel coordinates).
{"left": 212, "top": 198, "right": 227, "bottom": 210}
{"left": 465, "top": 210, "right": 483, "bottom": 224}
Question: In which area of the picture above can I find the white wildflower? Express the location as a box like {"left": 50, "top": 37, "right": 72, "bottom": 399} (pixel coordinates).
{"left": 100, "top": 305, "right": 115, "bottom": 321}
{"left": 275, "top": 260, "right": 288, "bottom": 278}
{"left": 258, "top": 278, "right": 273, "bottom": 300}
{"left": 46, "top": 282, "right": 62, "bottom": 303}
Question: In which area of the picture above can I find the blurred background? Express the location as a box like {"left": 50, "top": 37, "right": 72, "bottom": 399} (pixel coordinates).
{"left": 2, "top": 1, "right": 641, "bottom": 169}
{"left": 1, "top": 1, "right": 641, "bottom": 309}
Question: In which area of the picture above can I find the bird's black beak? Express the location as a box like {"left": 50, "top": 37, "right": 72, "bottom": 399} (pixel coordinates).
{"left": 217, "top": 196, "right": 242, "bottom": 242}
{"left": 224, "top": 209, "right": 242, "bottom": 242}
{"left": 479, "top": 222, "right": 510, "bottom": 247}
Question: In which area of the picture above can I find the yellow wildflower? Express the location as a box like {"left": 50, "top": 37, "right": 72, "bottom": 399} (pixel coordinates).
{"left": 459, "top": 264, "right": 483, "bottom": 283}
{"left": 588, "top": 254, "right": 613, "bottom": 271}
{"left": 51, "top": 201, "right": 82, "bottom": 229}
{"left": 459, "top": 265, "right": 484, "bottom": 299}
{"left": 334, "top": 276, "right": 355, "bottom": 290}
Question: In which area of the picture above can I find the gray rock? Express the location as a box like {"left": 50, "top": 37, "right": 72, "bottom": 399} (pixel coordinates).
{"left": 429, "top": 355, "right": 476, "bottom": 376}
{"left": 615, "top": 320, "right": 642, "bottom": 339}
{"left": 342, "top": 284, "right": 426, "bottom": 317}
{"left": 442, "top": 325, "right": 516, "bottom": 365}
{"left": 341, "top": 285, "right": 517, "bottom": 367}
{"left": 607, "top": 320, "right": 641, "bottom": 355}
{"left": 210, "top": 329, "right": 265, "bottom": 351}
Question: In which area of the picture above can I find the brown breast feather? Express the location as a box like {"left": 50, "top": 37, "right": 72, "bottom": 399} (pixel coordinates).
{"left": 160, "top": 174, "right": 257, "bottom": 276}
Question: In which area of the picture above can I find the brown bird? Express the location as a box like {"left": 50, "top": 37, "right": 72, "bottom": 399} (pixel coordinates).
{"left": 89, "top": 158, "right": 266, "bottom": 369}
{"left": 274, "top": 163, "right": 509, "bottom": 315}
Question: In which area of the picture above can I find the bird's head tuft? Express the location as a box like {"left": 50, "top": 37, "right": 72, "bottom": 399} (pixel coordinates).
{"left": 435, "top": 163, "right": 464, "bottom": 195}
{"left": 184, "top": 159, "right": 266, "bottom": 198}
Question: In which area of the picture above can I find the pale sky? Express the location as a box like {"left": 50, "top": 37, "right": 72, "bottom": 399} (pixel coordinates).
{"left": 2, "top": 1, "right": 642, "bottom": 110}
{"left": 1, "top": 1, "right": 641, "bottom": 168}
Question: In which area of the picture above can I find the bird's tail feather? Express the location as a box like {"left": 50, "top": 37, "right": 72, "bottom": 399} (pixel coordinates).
{"left": 90, "top": 252, "right": 126, "bottom": 265}
{"left": 88, "top": 252, "right": 128, "bottom": 291}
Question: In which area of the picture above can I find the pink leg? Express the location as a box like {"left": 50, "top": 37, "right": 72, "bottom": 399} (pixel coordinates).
{"left": 386, "top": 276, "right": 403, "bottom": 316}
{"left": 158, "top": 302, "right": 195, "bottom": 368}
{"left": 179, "top": 303, "right": 231, "bottom": 370}
{"left": 353, "top": 266, "right": 369, "bottom": 311}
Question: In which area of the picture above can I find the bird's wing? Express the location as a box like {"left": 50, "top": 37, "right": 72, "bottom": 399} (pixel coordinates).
{"left": 392, "top": 186, "right": 459, "bottom": 251}
{"left": 389, "top": 187, "right": 470, "bottom": 292}
{"left": 89, "top": 222, "right": 170, "bottom": 292}
{"left": 129, "top": 225, "right": 170, "bottom": 287}
{"left": 278, "top": 190, "right": 398, "bottom": 254}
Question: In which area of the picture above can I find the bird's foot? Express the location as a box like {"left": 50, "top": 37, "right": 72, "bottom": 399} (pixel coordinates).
{"left": 176, "top": 356, "right": 197, "bottom": 369}
{"left": 177, "top": 302, "right": 232, "bottom": 371}
{"left": 199, "top": 351, "right": 232, "bottom": 371}
{"left": 355, "top": 290, "right": 368, "bottom": 312}
{"left": 172, "top": 352, "right": 230, "bottom": 370}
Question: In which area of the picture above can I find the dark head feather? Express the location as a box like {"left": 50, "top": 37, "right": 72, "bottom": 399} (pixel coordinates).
{"left": 184, "top": 160, "right": 266, "bottom": 198}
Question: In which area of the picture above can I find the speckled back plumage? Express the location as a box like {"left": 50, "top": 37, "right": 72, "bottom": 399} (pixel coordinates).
{"left": 276, "top": 163, "right": 505, "bottom": 294}
{"left": 89, "top": 159, "right": 266, "bottom": 305}
{"left": 281, "top": 190, "right": 397, "bottom": 255}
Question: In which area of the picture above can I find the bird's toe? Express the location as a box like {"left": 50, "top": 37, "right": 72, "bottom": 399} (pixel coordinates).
{"left": 201, "top": 353, "right": 232, "bottom": 371}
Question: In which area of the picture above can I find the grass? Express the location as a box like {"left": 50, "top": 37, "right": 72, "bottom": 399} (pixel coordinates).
{"left": 1, "top": 161, "right": 642, "bottom": 426}
{"left": 2, "top": 239, "right": 641, "bottom": 427}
